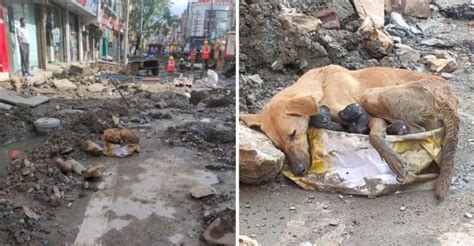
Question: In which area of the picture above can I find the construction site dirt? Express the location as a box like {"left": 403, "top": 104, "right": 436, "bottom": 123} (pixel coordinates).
{"left": 0, "top": 62, "right": 236, "bottom": 245}
{"left": 239, "top": 1, "right": 473, "bottom": 245}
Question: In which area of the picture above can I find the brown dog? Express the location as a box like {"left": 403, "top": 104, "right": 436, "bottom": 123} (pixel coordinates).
{"left": 241, "top": 65, "right": 458, "bottom": 201}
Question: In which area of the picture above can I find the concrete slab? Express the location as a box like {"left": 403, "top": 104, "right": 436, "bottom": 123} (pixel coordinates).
{"left": 0, "top": 89, "right": 50, "bottom": 107}
{"left": 0, "top": 102, "right": 13, "bottom": 110}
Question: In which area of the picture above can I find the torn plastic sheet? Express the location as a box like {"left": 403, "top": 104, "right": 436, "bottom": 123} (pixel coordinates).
{"left": 103, "top": 142, "right": 140, "bottom": 157}
{"left": 283, "top": 128, "right": 444, "bottom": 196}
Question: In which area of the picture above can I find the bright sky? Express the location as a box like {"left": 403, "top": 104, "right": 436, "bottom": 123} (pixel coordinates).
{"left": 171, "top": 0, "right": 188, "bottom": 16}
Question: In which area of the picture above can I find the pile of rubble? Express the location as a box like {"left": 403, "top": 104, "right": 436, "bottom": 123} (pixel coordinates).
{"left": 240, "top": 0, "right": 470, "bottom": 113}
{"left": 0, "top": 81, "right": 236, "bottom": 243}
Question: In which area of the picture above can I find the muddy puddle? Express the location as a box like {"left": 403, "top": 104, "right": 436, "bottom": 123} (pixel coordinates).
{"left": 0, "top": 136, "right": 46, "bottom": 170}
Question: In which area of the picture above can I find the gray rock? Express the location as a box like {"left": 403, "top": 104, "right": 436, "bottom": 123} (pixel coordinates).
{"left": 87, "top": 83, "right": 105, "bottom": 92}
{"left": 239, "top": 123, "right": 285, "bottom": 184}
{"left": 53, "top": 79, "right": 78, "bottom": 90}
{"left": 190, "top": 185, "right": 216, "bottom": 198}
{"left": 421, "top": 38, "right": 455, "bottom": 48}
{"left": 394, "top": 43, "right": 420, "bottom": 62}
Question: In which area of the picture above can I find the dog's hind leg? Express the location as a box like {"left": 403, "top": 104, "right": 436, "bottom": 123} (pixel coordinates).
{"left": 368, "top": 117, "right": 408, "bottom": 181}
{"left": 361, "top": 80, "right": 460, "bottom": 201}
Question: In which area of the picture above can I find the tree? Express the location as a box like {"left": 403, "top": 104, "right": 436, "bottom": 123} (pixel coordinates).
{"left": 129, "top": 0, "right": 173, "bottom": 45}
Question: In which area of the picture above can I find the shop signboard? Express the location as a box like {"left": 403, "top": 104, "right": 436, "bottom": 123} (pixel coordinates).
{"left": 72, "top": 0, "right": 99, "bottom": 16}
{"left": 224, "top": 31, "right": 235, "bottom": 59}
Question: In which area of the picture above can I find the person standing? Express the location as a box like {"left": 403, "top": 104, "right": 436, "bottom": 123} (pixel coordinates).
{"left": 201, "top": 40, "right": 210, "bottom": 70}
{"left": 189, "top": 45, "right": 196, "bottom": 71}
{"left": 17, "top": 18, "right": 31, "bottom": 77}
{"left": 213, "top": 40, "right": 221, "bottom": 71}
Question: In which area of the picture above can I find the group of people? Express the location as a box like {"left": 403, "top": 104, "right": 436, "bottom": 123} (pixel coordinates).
{"left": 166, "top": 39, "right": 223, "bottom": 73}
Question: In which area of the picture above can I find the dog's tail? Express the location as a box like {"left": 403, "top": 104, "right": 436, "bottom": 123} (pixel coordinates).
{"left": 434, "top": 86, "right": 460, "bottom": 202}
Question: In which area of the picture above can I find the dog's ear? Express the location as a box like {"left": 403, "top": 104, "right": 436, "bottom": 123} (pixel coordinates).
{"left": 286, "top": 96, "right": 318, "bottom": 116}
{"left": 240, "top": 114, "right": 262, "bottom": 130}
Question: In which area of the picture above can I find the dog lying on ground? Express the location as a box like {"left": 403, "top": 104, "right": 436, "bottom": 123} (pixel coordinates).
{"left": 241, "top": 65, "right": 459, "bottom": 201}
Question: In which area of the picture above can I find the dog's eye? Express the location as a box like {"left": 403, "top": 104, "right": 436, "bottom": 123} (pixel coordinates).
{"left": 289, "top": 130, "right": 296, "bottom": 141}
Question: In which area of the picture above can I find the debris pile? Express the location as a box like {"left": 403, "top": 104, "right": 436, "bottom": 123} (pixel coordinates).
{"left": 239, "top": 0, "right": 466, "bottom": 113}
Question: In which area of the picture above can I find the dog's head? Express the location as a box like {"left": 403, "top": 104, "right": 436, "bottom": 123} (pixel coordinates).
{"left": 241, "top": 96, "right": 318, "bottom": 175}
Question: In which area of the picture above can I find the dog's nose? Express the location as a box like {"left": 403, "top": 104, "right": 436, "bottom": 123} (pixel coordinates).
{"left": 292, "top": 164, "right": 307, "bottom": 175}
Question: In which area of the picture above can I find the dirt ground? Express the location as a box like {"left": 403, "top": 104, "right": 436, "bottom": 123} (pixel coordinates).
{"left": 239, "top": 4, "right": 473, "bottom": 245}
{"left": 0, "top": 62, "right": 236, "bottom": 245}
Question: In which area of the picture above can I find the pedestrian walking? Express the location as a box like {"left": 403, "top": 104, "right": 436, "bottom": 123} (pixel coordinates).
{"left": 17, "top": 18, "right": 31, "bottom": 77}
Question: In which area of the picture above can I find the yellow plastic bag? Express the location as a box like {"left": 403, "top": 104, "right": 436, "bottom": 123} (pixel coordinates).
{"left": 283, "top": 128, "right": 444, "bottom": 196}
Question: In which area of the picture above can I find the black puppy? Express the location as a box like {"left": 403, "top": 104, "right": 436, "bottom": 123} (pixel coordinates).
{"left": 338, "top": 103, "right": 369, "bottom": 134}
{"left": 310, "top": 105, "right": 344, "bottom": 131}
{"left": 386, "top": 120, "right": 409, "bottom": 135}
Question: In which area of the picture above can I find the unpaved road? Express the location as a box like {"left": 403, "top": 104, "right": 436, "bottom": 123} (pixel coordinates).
{"left": 239, "top": 15, "right": 473, "bottom": 246}
{"left": 0, "top": 65, "right": 236, "bottom": 245}
{"left": 46, "top": 109, "right": 235, "bottom": 245}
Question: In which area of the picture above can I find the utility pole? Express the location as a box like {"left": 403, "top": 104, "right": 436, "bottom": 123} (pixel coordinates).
{"left": 206, "top": 0, "right": 213, "bottom": 40}
{"left": 140, "top": 0, "right": 143, "bottom": 34}
{"left": 124, "top": 0, "right": 130, "bottom": 65}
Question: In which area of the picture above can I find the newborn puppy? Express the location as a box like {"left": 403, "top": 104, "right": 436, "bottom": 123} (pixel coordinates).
{"left": 310, "top": 105, "right": 344, "bottom": 131}
{"left": 338, "top": 103, "right": 365, "bottom": 122}
{"left": 347, "top": 112, "right": 369, "bottom": 134}
{"left": 338, "top": 103, "right": 369, "bottom": 134}
{"left": 386, "top": 120, "right": 409, "bottom": 135}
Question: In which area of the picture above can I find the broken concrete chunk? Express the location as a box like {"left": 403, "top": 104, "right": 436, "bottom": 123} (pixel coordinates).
{"left": 87, "top": 83, "right": 105, "bottom": 92}
{"left": 239, "top": 123, "right": 285, "bottom": 184}
{"left": 190, "top": 185, "right": 216, "bottom": 199}
{"left": 389, "top": 12, "right": 410, "bottom": 30}
{"left": 203, "top": 217, "right": 236, "bottom": 245}
{"left": 69, "top": 64, "right": 84, "bottom": 75}
{"left": 239, "top": 235, "right": 260, "bottom": 246}
{"left": 69, "top": 159, "right": 86, "bottom": 174}
{"left": 53, "top": 79, "right": 78, "bottom": 91}
{"left": 0, "top": 102, "right": 13, "bottom": 110}
{"left": 84, "top": 164, "right": 104, "bottom": 179}
{"left": 55, "top": 158, "right": 72, "bottom": 174}
{"left": 424, "top": 54, "right": 457, "bottom": 73}
{"left": 314, "top": 8, "right": 340, "bottom": 29}
{"left": 23, "top": 206, "right": 40, "bottom": 220}
{"left": 394, "top": 43, "right": 420, "bottom": 62}
{"left": 353, "top": 0, "right": 385, "bottom": 28}
{"left": 0, "top": 89, "right": 50, "bottom": 107}
{"left": 358, "top": 17, "right": 393, "bottom": 58}
{"left": 83, "top": 140, "right": 103, "bottom": 157}
{"left": 279, "top": 6, "right": 322, "bottom": 32}
{"left": 421, "top": 38, "right": 455, "bottom": 48}
{"left": 403, "top": 0, "right": 430, "bottom": 18}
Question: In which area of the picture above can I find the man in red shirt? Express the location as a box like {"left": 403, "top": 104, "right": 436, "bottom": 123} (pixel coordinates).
{"left": 201, "top": 40, "right": 210, "bottom": 70}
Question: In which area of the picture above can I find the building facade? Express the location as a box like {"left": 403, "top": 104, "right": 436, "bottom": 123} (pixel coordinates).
{"left": 0, "top": 0, "right": 125, "bottom": 77}
{"left": 179, "top": 0, "right": 233, "bottom": 51}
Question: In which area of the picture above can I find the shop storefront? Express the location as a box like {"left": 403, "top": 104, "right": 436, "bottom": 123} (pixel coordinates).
{"left": 87, "top": 25, "right": 100, "bottom": 61}
{"left": 4, "top": 0, "right": 40, "bottom": 73}
{"left": 68, "top": 11, "right": 79, "bottom": 62}
{"left": 45, "top": 5, "right": 63, "bottom": 64}
{"left": 99, "top": 5, "right": 123, "bottom": 62}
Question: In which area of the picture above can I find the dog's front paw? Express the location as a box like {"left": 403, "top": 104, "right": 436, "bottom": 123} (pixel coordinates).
{"left": 383, "top": 152, "right": 409, "bottom": 182}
